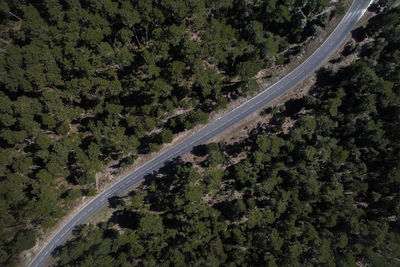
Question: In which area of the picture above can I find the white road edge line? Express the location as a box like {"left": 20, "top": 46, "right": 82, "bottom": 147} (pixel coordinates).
{"left": 29, "top": 1, "right": 375, "bottom": 266}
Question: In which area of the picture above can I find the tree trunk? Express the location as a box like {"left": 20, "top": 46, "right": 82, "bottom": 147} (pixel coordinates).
{"left": 131, "top": 25, "right": 142, "bottom": 47}
{"left": 8, "top": 11, "right": 22, "bottom": 21}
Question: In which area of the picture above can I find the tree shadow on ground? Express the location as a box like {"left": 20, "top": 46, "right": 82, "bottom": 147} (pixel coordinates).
{"left": 191, "top": 144, "right": 208, "bottom": 157}
{"left": 108, "top": 196, "right": 125, "bottom": 209}
{"left": 132, "top": 157, "right": 188, "bottom": 212}
{"left": 109, "top": 209, "right": 140, "bottom": 230}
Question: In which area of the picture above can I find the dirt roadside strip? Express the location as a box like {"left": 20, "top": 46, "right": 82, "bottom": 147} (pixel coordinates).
{"left": 25, "top": 1, "right": 375, "bottom": 266}
{"left": 209, "top": 3, "right": 378, "bottom": 145}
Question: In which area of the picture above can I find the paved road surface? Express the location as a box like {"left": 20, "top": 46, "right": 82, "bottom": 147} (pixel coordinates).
{"left": 29, "top": 1, "right": 373, "bottom": 266}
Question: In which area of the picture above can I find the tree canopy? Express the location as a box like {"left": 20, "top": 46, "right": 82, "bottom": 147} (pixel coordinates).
{"left": 53, "top": 5, "right": 400, "bottom": 267}
{"left": 0, "top": 0, "right": 358, "bottom": 264}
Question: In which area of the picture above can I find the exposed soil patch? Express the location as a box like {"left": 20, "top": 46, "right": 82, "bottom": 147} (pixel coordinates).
{"left": 210, "top": 5, "right": 378, "bottom": 146}
{"left": 21, "top": 3, "right": 377, "bottom": 265}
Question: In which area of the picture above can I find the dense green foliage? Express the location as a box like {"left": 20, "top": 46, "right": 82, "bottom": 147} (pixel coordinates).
{"left": 53, "top": 6, "right": 400, "bottom": 267}
{"left": 0, "top": 0, "right": 338, "bottom": 263}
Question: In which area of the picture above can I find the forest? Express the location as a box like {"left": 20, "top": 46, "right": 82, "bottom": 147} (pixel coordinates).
{"left": 52, "top": 4, "right": 400, "bottom": 267}
{"left": 0, "top": 0, "right": 343, "bottom": 264}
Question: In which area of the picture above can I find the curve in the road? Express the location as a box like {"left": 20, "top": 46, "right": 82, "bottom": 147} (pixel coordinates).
{"left": 29, "top": 0, "right": 374, "bottom": 266}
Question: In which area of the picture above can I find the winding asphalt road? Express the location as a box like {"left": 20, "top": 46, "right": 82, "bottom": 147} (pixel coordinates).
{"left": 29, "top": 1, "right": 374, "bottom": 266}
